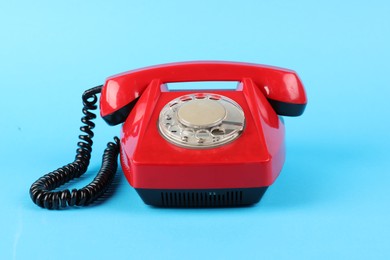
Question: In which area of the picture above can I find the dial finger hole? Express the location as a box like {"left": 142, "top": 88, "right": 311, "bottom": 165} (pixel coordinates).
{"left": 211, "top": 128, "right": 225, "bottom": 136}
{"left": 195, "top": 129, "right": 209, "bottom": 140}
{"left": 182, "top": 128, "right": 195, "bottom": 137}
{"left": 209, "top": 95, "right": 221, "bottom": 101}
{"left": 194, "top": 93, "right": 206, "bottom": 99}
{"left": 169, "top": 102, "right": 178, "bottom": 107}
{"left": 180, "top": 96, "right": 192, "bottom": 102}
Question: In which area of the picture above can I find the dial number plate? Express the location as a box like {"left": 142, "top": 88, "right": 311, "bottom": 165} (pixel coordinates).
{"left": 158, "top": 93, "right": 245, "bottom": 149}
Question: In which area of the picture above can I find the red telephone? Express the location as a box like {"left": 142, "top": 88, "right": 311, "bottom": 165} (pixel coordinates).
{"left": 30, "top": 61, "right": 307, "bottom": 209}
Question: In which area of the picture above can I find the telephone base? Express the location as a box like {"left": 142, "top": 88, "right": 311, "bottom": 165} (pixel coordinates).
{"left": 135, "top": 187, "right": 268, "bottom": 207}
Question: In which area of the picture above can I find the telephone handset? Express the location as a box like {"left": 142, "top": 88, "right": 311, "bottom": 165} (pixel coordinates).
{"left": 30, "top": 61, "right": 307, "bottom": 209}
{"left": 100, "top": 61, "right": 306, "bottom": 125}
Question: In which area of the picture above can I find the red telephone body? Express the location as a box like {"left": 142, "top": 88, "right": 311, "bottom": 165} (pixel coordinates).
{"left": 100, "top": 61, "right": 306, "bottom": 207}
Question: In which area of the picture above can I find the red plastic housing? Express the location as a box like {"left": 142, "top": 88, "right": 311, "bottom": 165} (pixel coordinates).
{"left": 100, "top": 61, "right": 306, "bottom": 192}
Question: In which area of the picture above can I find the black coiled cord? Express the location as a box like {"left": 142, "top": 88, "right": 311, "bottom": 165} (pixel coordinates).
{"left": 29, "top": 85, "right": 120, "bottom": 209}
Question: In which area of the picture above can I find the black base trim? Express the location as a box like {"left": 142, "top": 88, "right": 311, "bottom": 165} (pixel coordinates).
{"left": 136, "top": 187, "right": 268, "bottom": 207}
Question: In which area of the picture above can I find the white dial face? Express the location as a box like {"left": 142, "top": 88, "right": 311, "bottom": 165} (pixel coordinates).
{"left": 158, "top": 93, "right": 245, "bottom": 149}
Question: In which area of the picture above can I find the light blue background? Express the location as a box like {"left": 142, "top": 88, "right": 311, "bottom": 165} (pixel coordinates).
{"left": 1, "top": 1, "right": 389, "bottom": 259}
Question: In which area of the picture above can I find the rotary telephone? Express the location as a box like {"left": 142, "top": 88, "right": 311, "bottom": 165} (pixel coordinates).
{"left": 30, "top": 61, "right": 307, "bottom": 209}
